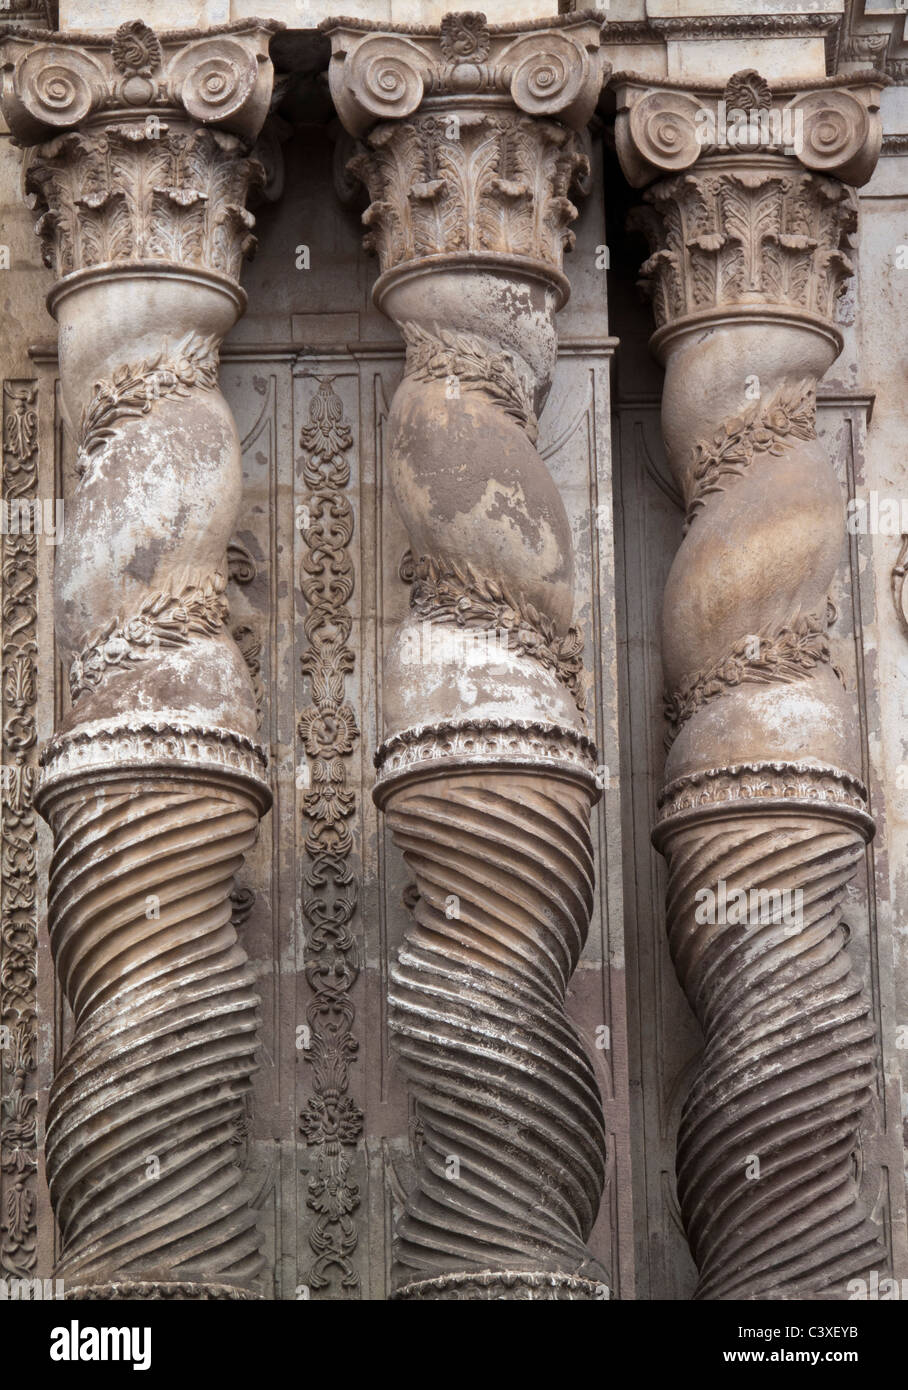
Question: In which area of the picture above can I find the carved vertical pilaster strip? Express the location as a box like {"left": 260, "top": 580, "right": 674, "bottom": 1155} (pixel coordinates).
{"left": 327, "top": 13, "right": 612, "bottom": 1300}
{"left": 616, "top": 72, "right": 885, "bottom": 1299}
{"left": 0, "top": 21, "right": 279, "bottom": 1299}
{"left": 296, "top": 375, "right": 363, "bottom": 1295}
{"left": 0, "top": 382, "right": 39, "bottom": 1281}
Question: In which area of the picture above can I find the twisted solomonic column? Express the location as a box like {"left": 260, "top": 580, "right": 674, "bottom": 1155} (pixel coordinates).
{"left": 327, "top": 12, "right": 611, "bottom": 1300}
{"left": 616, "top": 71, "right": 885, "bottom": 1299}
{"left": 0, "top": 20, "right": 278, "bottom": 1299}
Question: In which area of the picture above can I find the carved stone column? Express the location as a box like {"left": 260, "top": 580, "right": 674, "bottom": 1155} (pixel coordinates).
{"left": 0, "top": 20, "right": 277, "bottom": 1299}
{"left": 616, "top": 71, "right": 884, "bottom": 1299}
{"left": 327, "top": 13, "right": 610, "bottom": 1300}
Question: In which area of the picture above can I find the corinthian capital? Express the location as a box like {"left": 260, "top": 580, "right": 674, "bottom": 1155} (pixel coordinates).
{"left": 326, "top": 13, "right": 605, "bottom": 292}
{"left": 0, "top": 20, "right": 278, "bottom": 285}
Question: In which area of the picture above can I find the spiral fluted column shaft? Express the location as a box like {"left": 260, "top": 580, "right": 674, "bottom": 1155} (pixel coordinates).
{"left": 617, "top": 74, "right": 884, "bottom": 1299}
{"left": 1, "top": 21, "right": 277, "bottom": 1298}
{"left": 386, "top": 772, "right": 606, "bottom": 1293}
{"left": 329, "top": 13, "right": 610, "bottom": 1298}
{"left": 41, "top": 776, "right": 266, "bottom": 1295}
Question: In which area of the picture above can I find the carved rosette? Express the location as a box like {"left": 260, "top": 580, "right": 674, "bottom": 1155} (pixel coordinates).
{"left": 328, "top": 14, "right": 610, "bottom": 1300}
{"left": 617, "top": 74, "right": 885, "bottom": 1298}
{"left": 0, "top": 22, "right": 278, "bottom": 1298}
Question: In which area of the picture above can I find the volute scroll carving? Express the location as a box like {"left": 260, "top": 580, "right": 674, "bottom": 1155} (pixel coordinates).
{"left": 329, "top": 15, "right": 611, "bottom": 1301}
{"left": 615, "top": 72, "right": 884, "bottom": 190}
{"left": 619, "top": 79, "right": 884, "bottom": 1299}
{"left": 0, "top": 21, "right": 278, "bottom": 1299}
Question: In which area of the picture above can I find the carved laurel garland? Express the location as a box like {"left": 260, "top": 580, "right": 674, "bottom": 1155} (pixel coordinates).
{"left": 401, "top": 321, "right": 538, "bottom": 441}
{"left": 296, "top": 377, "right": 363, "bottom": 1294}
{"left": 686, "top": 378, "right": 816, "bottom": 529}
{"left": 76, "top": 331, "right": 220, "bottom": 480}
{"left": 405, "top": 552, "right": 586, "bottom": 711}
{"left": 664, "top": 604, "right": 843, "bottom": 742}
{"left": 69, "top": 571, "right": 229, "bottom": 703}
{"left": 0, "top": 382, "right": 39, "bottom": 1279}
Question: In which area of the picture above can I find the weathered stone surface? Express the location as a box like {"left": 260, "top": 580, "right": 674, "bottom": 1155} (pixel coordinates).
{"left": 1, "top": 3, "right": 906, "bottom": 1307}
{"left": 0, "top": 19, "right": 276, "bottom": 1298}
{"left": 617, "top": 72, "right": 890, "bottom": 1299}
{"left": 329, "top": 11, "right": 612, "bottom": 1299}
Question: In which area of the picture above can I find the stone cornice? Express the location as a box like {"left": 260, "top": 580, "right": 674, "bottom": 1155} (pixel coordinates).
{"left": 614, "top": 70, "right": 884, "bottom": 188}
{"left": 323, "top": 12, "right": 606, "bottom": 137}
{"left": 0, "top": 18, "right": 279, "bottom": 144}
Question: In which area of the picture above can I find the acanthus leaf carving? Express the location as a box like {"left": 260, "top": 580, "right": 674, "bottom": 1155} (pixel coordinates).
{"left": 26, "top": 126, "right": 265, "bottom": 282}
{"left": 348, "top": 109, "right": 589, "bottom": 277}
{"left": 636, "top": 168, "right": 859, "bottom": 328}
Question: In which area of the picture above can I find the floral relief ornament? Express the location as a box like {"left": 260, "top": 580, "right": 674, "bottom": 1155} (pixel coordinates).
{"left": 111, "top": 21, "right": 163, "bottom": 79}
{"left": 439, "top": 12, "right": 491, "bottom": 65}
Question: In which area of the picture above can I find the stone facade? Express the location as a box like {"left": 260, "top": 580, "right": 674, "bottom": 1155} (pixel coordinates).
{"left": 0, "top": 1, "right": 906, "bottom": 1302}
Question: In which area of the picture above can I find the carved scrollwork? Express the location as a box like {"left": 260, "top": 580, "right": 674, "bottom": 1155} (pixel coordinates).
{"left": 499, "top": 29, "right": 597, "bottom": 127}
{"left": 111, "top": 20, "right": 162, "bottom": 78}
{"left": 788, "top": 89, "right": 879, "bottom": 184}
{"left": 619, "top": 89, "right": 705, "bottom": 187}
{"left": 296, "top": 377, "right": 363, "bottom": 1295}
{"left": 339, "top": 34, "right": 426, "bottom": 135}
{"left": 0, "top": 22, "right": 276, "bottom": 144}
{"left": 439, "top": 12, "right": 490, "bottom": 65}
{"left": 167, "top": 38, "right": 262, "bottom": 131}
{"left": 325, "top": 14, "right": 605, "bottom": 140}
{"left": 0, "top": 382, "right": 39, "bottom": 1281}
{"left": 615, "top": 77, "right": 883, "bottom": 189}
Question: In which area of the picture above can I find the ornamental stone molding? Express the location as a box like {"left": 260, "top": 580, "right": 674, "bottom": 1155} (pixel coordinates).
{"left": 327, "top": 12, "right": 610, "bottom": 1300}
{"left": 0, "top": 20, "right": 278, "bottom": 1299}
{"left": 617, "top": 73, "right": 885, "bottom": 1299}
